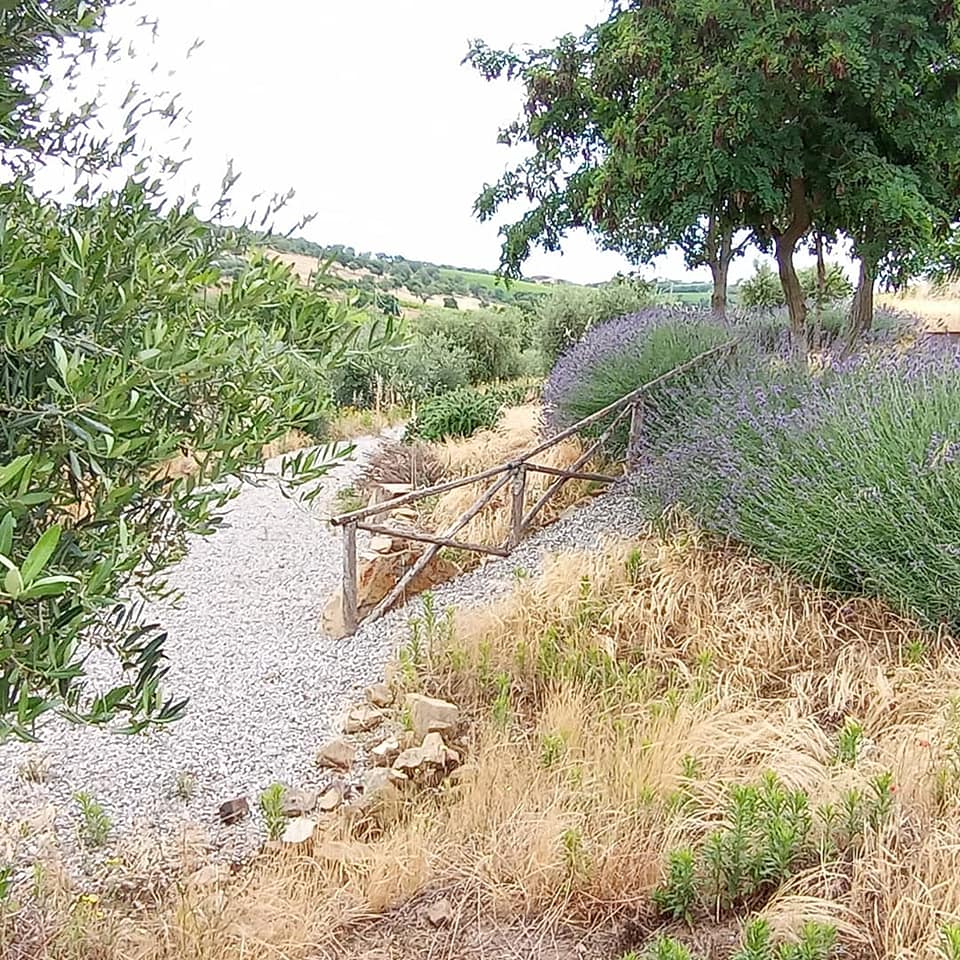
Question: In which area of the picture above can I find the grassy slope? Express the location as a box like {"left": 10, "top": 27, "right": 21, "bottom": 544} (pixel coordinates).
{"left": 436, "top": 267, "right": 558, "bottom": 296}
{"left": 16, "top": 524, "right": 960, "bottom": 959}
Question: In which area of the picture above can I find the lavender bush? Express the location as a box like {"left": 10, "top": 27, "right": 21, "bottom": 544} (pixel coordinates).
{"left": 543, "top": 307, "right": 737, "bottom": 455}
{"left": 638, "top": 339, "right": 960, "bottom": 629}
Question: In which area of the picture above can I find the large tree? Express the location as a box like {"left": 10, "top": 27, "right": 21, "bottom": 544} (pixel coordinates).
{"left": 469, "top": 0, "right": 960, "bottom": 337}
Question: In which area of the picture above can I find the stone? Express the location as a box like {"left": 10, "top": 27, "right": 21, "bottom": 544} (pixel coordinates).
{"left": 342, "top": 704, "right": 386, "bottom": 735}
{"left": 187, "top": 864, "right": 227, "bottom": 888}
{"left": 366, "top": 682, "right": 393, "bottom": 708}
{"left": 322, "top": 547, "right": 460, "bottom": 639}
{"left": 281, "top": 788, "right": 317, "bottom": 818}
{"left": 218, "top": 796, "right": 249, "bottom": 825}
{"left": 425, "top": 898, "right": 454, "bottom": 928}
{"left": 419, "top": 732, "right": 448, "bottom": 767}
{"left": 281, "top": 817, "right": 316, "bottom": 845}
{"left": 362, "top": 767, "right": 404, "bottom": 805}
{"left": 369, "top": 536, "right": 395, "bottom": 553}
{"left": 316, "top": 786, "right": 342, "bottom": 813}
{"left": 316, "top": 738, "right": 356, "bottom": 771}
{"left": 371, "top": 736, "right": 401, "bottom": 767}
{"left": 405, "top": 693, "right": 459, "bottom": 742}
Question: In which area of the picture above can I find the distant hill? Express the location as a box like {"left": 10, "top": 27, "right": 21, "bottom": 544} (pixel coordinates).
{"left": 242, "top": 230, "right": 716, "bottom": 310}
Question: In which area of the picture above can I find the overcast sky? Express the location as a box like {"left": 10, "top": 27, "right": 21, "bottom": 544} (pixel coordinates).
{"left": 95, "top": 0, "right": 824, "bottom": 285}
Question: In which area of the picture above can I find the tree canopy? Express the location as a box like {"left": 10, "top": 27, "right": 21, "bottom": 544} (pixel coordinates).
{"left": 469, "top": 0, "right": 960, "bottom": 335}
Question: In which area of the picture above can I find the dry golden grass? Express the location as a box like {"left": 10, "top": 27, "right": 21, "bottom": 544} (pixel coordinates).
{"left": 7, "top": 527, "right": 960, "bottom": 959}
{"left": 878, "top": 286, "right": 960, "bottom": 333}
{"left": 424, "top": 405, "right": 608, "bottom": 556}
{"left": 326, "top": 405, "right": 408, "bottom": 442}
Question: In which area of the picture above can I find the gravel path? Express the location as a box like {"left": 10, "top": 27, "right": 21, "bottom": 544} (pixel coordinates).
{"left": 0, "top": 439, "right": 644, "bottom": 881}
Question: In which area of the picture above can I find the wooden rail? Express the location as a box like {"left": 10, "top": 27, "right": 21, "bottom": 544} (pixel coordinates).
{"left": 330, "top": 339, "right": 738, "bottom": 633}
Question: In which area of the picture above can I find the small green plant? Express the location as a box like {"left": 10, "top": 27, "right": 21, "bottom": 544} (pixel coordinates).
{"left": 0, "top": 865, "right": 12, "bottom": 905}
{"left": 680, "top": 754, "right": 702, "bottom": 780}
{"left": 652, "top": 848, "right": 697, "bottom": 921}
{"left": 643, "top": 939, "right": 695, "bottom": 960}
{"left": 491, "top": 672, "right": 512, "bottom": 730}
{"left": 174, "top": 770, "right": 197, "bottom": 800}
{"left": 732, "top": 918, "right": 837, "bottom": 960}
{"left": 74, "top": 792, "right": 111, "bottom": 848}
{"left": 904, "top": 637, "right": 927, "bottom": 666}
{"left": 866, "top": 771, "right": 895, "bottom": 828}
{"left": 405, "top": 386, "right": 503, "bottom": 441}
{"left": 259, "top": 783, "right": 286, "bottom": 840}
{"left": 940, "top": 923, "right": 960, "bottom": 960}
{"left": 561, "top": 826, "right": 588, "bottom": 876}
{"left": 655, "top": 773, "right": 816, "bottom": 920}
{"left": 540, "top": 732, "right": 566, "bottom": 768}
{"left": 836, "top": 717, "right": 865, "bottom": 765}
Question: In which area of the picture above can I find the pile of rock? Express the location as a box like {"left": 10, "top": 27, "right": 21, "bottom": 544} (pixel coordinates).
{"left": 215, "top": 684, "right": 465, "bottom": 849}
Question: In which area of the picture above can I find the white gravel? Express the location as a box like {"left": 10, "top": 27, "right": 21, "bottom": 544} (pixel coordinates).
{"left": 0, "top": 437, "right": 643, "bottom": 880}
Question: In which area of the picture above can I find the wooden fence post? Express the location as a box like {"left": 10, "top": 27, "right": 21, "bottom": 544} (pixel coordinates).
{"left": 627, "top": 399, "right": 645, "bottom": 472}
{"left": 508, "top": 464, "right": 527, "bottom": 551}
{"left": 342, "top": 521, "right": 358, "bottom": 636}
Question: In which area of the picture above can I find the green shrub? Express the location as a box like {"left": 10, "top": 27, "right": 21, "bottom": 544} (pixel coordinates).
{"left": 416, "top": 306, "right": 526, "bottom": 383}
{"left": 536, "top": 280, "right": 656, "bottom": 367}
{"left": 543, "top": 308, "right": 732, "bottom": 456}
{"left": 653, "top": 770, "right": 893, "bottom": 920}
{"left": 648, "top": 343, "right": 960, "bottom": 629}
{"left": 405, "top": 387, "right": 503, "bottom": 442}
{"left": 0, "top": 180, "right": 378, "bottom": 736}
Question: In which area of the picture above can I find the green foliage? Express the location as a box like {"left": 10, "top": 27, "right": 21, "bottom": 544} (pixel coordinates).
{"left": 732, "top": 919, "right": 837, "bottom": 960}
{"left": 642, "top": 939, "right": 695, "bottom": 960}
{"left": 536, "top": 281, "right": 656, "bottom": 367}
{"left": 332, "top": 306, "right": 531, "bottom": 406}
{"left": 405, "top": 387, "right": 503, "bottom": 442}
{"left": 469, "top": 3, "right": 960, "bottom": 334}
{"left": 637, "top": 921, "right": 837, "bottom": 960}
{"left": 0, "top": 180, "right": 380, "bottom": 737}
{"left": 651, "top": 848, "right": 697, "bottom": 922}
{"left": 738, "top": 263, "right": 785, "bottom": 310}
{"left": 74, "top": 791, "right": 111, "bottom": 848}
{"left": 654, "top": 771, "right": 896, "bottom": 922}
{"left": 836, "top": 718, "right": 865, "bottom": 766}
{"left": 941, "top": 924, "right": 960, "bottom": 960}
{"left": 259, "top": 784, "right": 287, "bottom": 840}
{"left": 417, "top": 307, "right": 526, "bottom": 383}
{"left": 0, "top": 1, "right": 116, "bottom": 169}
{"left": 738, "top": 262, "right": 853, "bottom": 311}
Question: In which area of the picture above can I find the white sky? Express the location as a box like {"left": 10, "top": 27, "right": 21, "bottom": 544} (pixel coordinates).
{"left": 90, "top": 0, "right": 827, "bottom": 285}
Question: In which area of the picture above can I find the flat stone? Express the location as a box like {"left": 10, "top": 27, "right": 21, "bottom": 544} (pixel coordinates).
{"left": 366, "top": 682, "right": 393, "bottom": 708}
{"left": 426, "top": 898, "right": 454, "bottom": 928}
{"left": 316, "top": 738, "right": 356, "bottom": 771}
{"left": 218, "top": 796, "right": 249, "bottom": 825}
{"left": 317, "top": 787, "right": 342, "bottom": 812}
{"left": 281, "top": 788, "right": 317, "bottom": 818}
{"left": 405, "top": 693, "right": 459, "bottom": 742}
{"left": 281, "top": 817, "right": 316, "bottom": 845}
{"left": 187, "top": 864, "right": 228, "bottom": 888}
{"left": 342, "top": 704, "right": 386, "bottom": 735}
{"left": 371, "top": 736, "right": 401, "bottom": 767}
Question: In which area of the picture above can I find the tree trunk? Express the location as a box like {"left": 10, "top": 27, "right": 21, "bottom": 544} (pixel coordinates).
{"left": 846, "top": 258, "right": 875, "bottom": 343}
{"left": 705, "top": 216, "right": 733, "bottom": 317}
{"left": 709, "top": 256, "right": 729, "bottom": 317}
{"left": 774, "top": 233, "right": 807, "bottom": 339}
{"left": 771, "top": 176, "right": 812, "bottom": 345}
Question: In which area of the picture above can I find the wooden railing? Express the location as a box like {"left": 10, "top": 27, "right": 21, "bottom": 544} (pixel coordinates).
{"left": 329, "top": 339, "right": 738, "bottom": 634}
